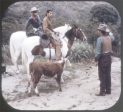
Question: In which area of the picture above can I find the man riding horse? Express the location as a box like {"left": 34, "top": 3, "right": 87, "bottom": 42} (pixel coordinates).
{"left": 42, "top": 10, "right": 62, "bottom": 61}
{"left": 25, "top": 7, "right": 42, "bottom": 37}
{"left": 25, "top": 8, "right": 61, "bottom": 61}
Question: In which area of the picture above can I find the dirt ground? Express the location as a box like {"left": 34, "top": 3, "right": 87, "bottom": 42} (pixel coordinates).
{"left": 2, "top": 57, "right": 121, "bottom": 110}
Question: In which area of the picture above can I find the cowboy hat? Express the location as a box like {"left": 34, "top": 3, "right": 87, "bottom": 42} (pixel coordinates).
{"left": 30, "top": 7, "right": 38, "bottom": 12}
{"left": 97, "top": 24, "right": 110, "bottom": 32}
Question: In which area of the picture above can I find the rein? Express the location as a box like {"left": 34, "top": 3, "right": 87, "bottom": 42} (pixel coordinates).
{"left": 49, "top": 44, "right": 51, "bottom": 60}
{"left": 75, "top": 29, "right": 78, "bottom": 37}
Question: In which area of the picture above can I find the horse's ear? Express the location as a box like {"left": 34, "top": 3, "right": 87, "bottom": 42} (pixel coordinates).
{"left": 66, "top": 23, "right": 71, "bottom": 28}
{"left": 73, "top": 24, "right": 78, "bottom": 28}
{"left": 68, "top": 24, "right": 70, "bottom": 27}
{"left": 65, "top": 23, "right": 69, "bottom": 26}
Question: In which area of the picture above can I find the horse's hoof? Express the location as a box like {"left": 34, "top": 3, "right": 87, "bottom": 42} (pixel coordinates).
{"left": 59, "top": 89, "right": 62, "bottom": 92}
{"left": 61, "top": 78, "right": 64, "bottom": 83}
{"left": 25, "top": 90, "right": 28, "bottom": 93}
{"left": 35, "top": 93, "right": 40, "bottom": 96}
{"left": 28, "top": 92, "right": 32, "bottom": 97}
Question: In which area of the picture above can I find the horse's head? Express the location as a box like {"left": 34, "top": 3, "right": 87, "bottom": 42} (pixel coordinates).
{"left": 31, "top": 45, "right": 46, "bottom": 57}
{"left": 64, "top": 24, "right": 87, "bottom": 49}
{"left": 71, "top": 24, "right": 87, "bottom": 41}
{"left": 65, "top": 24, "right": 87, "bottom": 41}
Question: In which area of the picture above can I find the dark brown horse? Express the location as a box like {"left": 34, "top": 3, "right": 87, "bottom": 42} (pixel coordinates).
{"left": 65, "top": 24, "right": 87, "bottom": 49}
{"left": 62, "top": 24, "right": 87, "bottom": 57}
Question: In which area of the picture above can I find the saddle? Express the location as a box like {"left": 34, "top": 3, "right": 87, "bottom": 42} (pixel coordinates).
{"left": 33, "top": 29, "right": 51, "bottom": 48}
{"left": 40, "top": 33, "right": 62, "bottom": 48}
{"left": 40, "top": 34, "right": 51, "bottom": 48}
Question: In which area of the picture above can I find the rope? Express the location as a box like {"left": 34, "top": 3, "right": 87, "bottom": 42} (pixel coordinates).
{"left": 49, "top": 44, "right": 51, "bottom": 60}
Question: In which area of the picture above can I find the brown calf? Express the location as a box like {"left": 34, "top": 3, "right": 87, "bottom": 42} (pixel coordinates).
{"left": 28, "top": 60, "right": 65, "bottom": 96}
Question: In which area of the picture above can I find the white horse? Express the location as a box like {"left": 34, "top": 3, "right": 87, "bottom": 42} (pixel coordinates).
{"left": 10, "top": 31, "right": 27, "bottom": 73}
{"left": 9, "top": 24, "right": 71, "bottom": 73}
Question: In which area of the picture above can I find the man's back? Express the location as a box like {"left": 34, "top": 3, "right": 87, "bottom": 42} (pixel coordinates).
{"left": 102, "top": 36, "right": 112, "bottom": 54}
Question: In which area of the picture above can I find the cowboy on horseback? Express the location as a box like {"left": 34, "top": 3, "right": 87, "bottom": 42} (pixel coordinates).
{"left": 25, "top": 7, "right": 42, "bottom": 37}
{"left": 42, "top": 10, "right": 62, "bottom": 60}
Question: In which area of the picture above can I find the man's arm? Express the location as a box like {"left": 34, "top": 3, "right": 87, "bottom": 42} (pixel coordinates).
{"left": 95, "top": 37, "right": 102, "bottom": 61}
{"left": 109, "top": 32, "right": 115, "bottom": 42}
{"left": 25, "top": 18, "right": 31, "bottom": 30}
{"left": 37, "top": 15, "right": 42, "bottom": 26}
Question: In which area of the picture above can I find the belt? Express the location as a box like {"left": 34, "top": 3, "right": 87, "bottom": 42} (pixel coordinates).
{"left": 102, "top": 52, "right": 112, "bottom": 56}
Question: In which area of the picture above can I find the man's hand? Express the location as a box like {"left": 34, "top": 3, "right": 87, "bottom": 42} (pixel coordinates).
{"left": 94, "top": 57, "right": 98, "bottom": 66}
{"left": 49, "top": 43, "right": 52, "bottom": 48}
{"left": 53, "top": 31, "right": 60, "bottom": 36}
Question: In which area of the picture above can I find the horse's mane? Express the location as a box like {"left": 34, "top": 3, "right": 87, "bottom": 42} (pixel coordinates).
{"left": 65, "top": 28, "right": 75, "bottom": 40}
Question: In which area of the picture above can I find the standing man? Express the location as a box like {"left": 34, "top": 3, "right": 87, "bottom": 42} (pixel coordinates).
{"left": 42, "top": 10, "right": 61, "bottom": 60}
{"left": 25, "top": 7, "right": 42, "bottom": 37}
{"left": 95, "top": 24, "right": 114, "bottom": 96}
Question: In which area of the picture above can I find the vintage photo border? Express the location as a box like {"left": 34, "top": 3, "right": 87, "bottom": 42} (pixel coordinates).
{"left": 0, "top": 0, "right": 123, "bottom": 112}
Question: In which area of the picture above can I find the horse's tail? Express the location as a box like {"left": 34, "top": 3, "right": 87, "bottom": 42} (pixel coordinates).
{"left": 9, "top": 34, "right": 15, "bottom": 64}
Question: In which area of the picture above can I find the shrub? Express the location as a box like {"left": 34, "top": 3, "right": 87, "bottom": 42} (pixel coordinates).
{"left": 69, "top": 41, "right": 95, "bottom": 63}
{"left": 2, "top": 45, "right": 21, "bottom": 65}
{"left": 2, "top": 45, "right": 12, "bottom": 65}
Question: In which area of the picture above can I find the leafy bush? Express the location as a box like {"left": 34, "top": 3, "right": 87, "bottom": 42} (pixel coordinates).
{"left": 69, "top": 41, "right": 95, "bottom": 62}
{"left": 2, "top": 45, "right": 12, "bottom": 65}
{"left": 2, "top": 45, "right": 21, "bottom": 65}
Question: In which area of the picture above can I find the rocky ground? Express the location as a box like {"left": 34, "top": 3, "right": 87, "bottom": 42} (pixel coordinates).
{"left": 2, "top": 57, "right": 121, "bottom": 110}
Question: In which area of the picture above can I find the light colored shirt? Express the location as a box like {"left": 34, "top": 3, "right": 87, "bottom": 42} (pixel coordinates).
{"left": 43, "top": 16, "right": 53, "bottom": 33}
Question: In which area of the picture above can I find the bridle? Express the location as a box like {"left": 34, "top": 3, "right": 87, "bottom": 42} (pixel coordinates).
{"left": 74, "top": 28, "right": 81, "bottom": 38}
{"left": 74, "top": 28, "right": 87, "bottom": 41}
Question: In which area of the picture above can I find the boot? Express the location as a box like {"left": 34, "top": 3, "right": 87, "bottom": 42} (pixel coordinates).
{"left": 95, "top": 92, "right": 105, "bottom": 96}
{"left": 105, "top": 90, "right": 111, "bottom": 94}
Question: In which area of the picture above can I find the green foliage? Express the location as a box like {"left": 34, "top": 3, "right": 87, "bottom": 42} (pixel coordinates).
{"left": 2, "top": 45, "right": 12, "bottom": 65}
{"left": 2, "top": 45, "right": 21, "bottom": 65}
{"left": 69, "top": 41, "right": 95, "bottom": 63}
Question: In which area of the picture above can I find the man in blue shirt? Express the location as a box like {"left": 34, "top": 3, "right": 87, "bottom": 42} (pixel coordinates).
{"left": 25, "top": 7, "right": 42, "bottom": 37}
{"left": 95, "top": 24, "right": 114, "bottom": 96}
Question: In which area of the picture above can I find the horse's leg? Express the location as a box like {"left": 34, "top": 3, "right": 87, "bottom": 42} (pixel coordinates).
{"left": 65, "top": 40, "right": 74, "bottom": 58}
{"left": 65, "top": 58, "right": 72, "bottom": 67}
{"left": 13, "top": 51, "right": 21, "bottom": 74}
{"left": 34, "top": 86, "right": 40, "bottom": 96}
{"left": 61, "top": 73, "right": 64, "bottom": 83}
{"left": 26, "top": 57, "right": 35, "bottom": 92}
{"left": 26, "top": 61, "right": 32, "bottom": 92}
{"left": 67, "top": 39, "right": 74, "bottom": 49}
{"left": 10, "top": 43, "right": 20, "bottom": 73}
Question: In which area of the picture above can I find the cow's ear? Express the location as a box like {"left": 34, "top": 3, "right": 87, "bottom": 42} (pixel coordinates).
{"left": 31, "top": 45, "right": 40, "bottom": 55}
